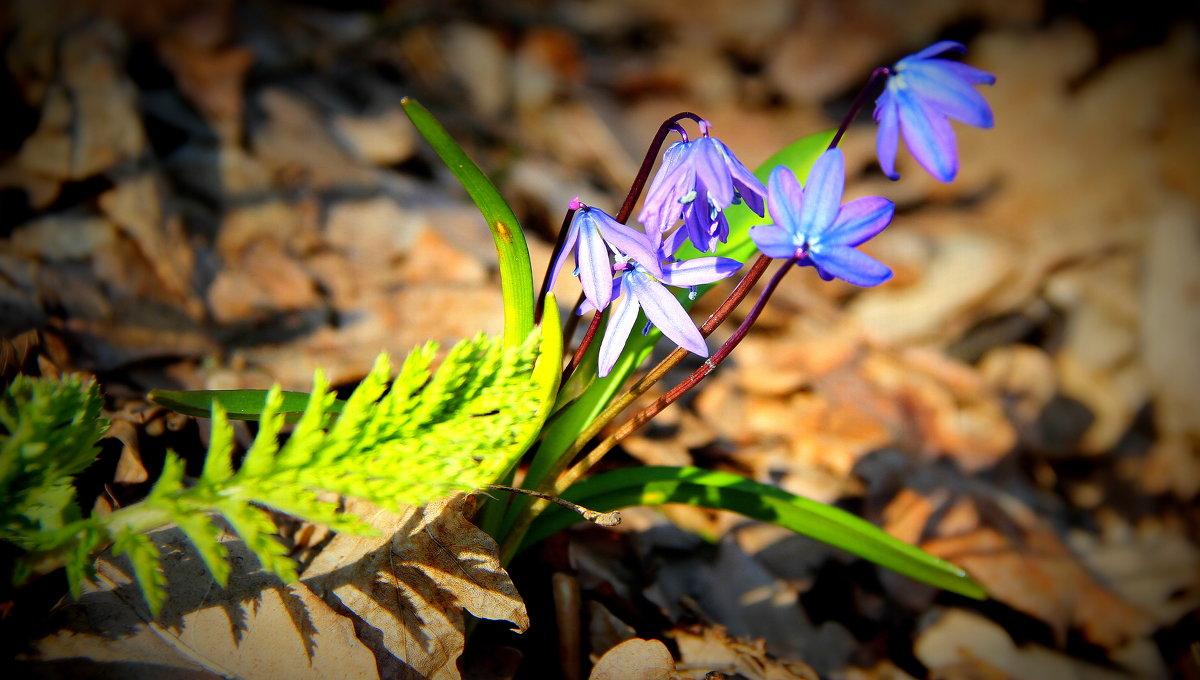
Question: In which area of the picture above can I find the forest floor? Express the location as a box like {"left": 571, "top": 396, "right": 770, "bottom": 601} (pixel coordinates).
{"left": 2, "top": 1, "right": 1198, "bottom": 678}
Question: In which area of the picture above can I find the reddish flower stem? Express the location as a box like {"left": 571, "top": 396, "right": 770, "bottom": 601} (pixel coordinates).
{"left": 828, "top": 66, "right": 892, "bottom": 150}
{"left": 562, "top": 311, "right": 603, "bottom": 381}
{"left": 554, "top": 257, "right": 796, "bottom": 494}
{"left": 558, "top": 111, "right": 705, "bottom": 380}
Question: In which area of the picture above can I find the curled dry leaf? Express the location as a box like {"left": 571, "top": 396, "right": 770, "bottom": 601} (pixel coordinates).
{"left": 304, "top": 493, "right": 529, "bottom": 680}
{"left": 588, "top": 637, "right": 675, "bottom": 680}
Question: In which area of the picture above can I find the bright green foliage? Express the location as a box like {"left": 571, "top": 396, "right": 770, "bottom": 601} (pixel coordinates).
{"left": 522, "top": 465, "right": 986, "bottom": 600}
{"left": 0, "top": 374, "right": 109, "bottom": 586}
{"left": 402, "top": 97, "right": 536, "bottom": 346}
{"left": 2, "top": 332, "right": 554, "bottom": 615}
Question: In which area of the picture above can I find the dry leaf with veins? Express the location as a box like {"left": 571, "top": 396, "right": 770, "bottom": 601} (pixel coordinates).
{"left": 304, "top": 493, "right": 529, "bottom": 680}
{"left": 20, "top": 494, "right": 526, "bottom": 680}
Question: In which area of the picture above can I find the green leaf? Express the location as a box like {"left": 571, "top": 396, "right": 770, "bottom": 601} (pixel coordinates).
{"left": 523, "top": 466, "right": 986, "bottom": 600}
{"left": 517, "top": 130, "right": 835, "bottom": 505}
{"left": 111, "top": 527, "right": 168, "bottom": 615}
{"left": 0, "top": 374, "right": 107, "bottom": 546}
{"left": 402, "top": 96, "right": 535, "bottom": 346}
{"left": 7, "top": 328, "right": 557, "bottom": 615}
{"left": 148, "top": 388, "right": 345, "bottom": 422}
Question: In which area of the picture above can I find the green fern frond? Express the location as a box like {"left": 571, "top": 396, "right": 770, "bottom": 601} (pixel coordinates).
{"left": 0, "top": 374, "right": 107, "bottom": 545}
{"left": 3, "top": 327, "right": 559, "bottom": 616}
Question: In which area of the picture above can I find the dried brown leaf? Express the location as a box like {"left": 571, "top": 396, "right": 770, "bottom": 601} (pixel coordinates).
{"left": 672, "top": 624, "right": 819, "bottom": 680}
{"left": 916, "top": 609, "right": 1141, "bottom": 680}
{"left": 305, "top": 493, "right": 528, "bottom": 680}
{"left": 17, "top": 20, "right": 145, "bottom": 181}
{"left": 24, "top": 523, "right": 379, "bottom": 680}
{"left": 886, "top": 492, "right": 1152, "bottom": 649}
{"left": 589, "top": 638, "right": 675, "bottom": 680}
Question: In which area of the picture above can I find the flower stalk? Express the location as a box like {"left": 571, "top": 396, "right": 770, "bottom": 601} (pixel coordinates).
{"left": 553, "top": 256, "right": 797, "bottom": 494}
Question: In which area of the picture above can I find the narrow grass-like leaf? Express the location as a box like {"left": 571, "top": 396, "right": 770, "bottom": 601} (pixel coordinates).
{"left": 148, "top": 389, "right": 345, "bottom": 422}
{"left": 402, "top": 96, "right": 535, "bottom": 346}
{"left": 522, "top": 465, "right": 986, "bottom": 600}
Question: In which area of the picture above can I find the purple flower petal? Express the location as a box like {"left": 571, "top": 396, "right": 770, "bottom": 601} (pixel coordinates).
{"left": 591, "top": 210, "right": 664, "bottom": 278}
{"left": 682, "top": 199, "right": 715, "bottom": 253}
{"left": 660, "top": 257, "right": 742, "bottom": 286}
{"left": 577, "top": 278, "right": 623, "bottom": 314}
{"left": 797, "top": 148, "right": 845, "bottom": 237}
{"left": 932, "top": 59, "right": 996, "bottom": 85}
{"left": 749, "top": 224, "right": 800, "bottom": 259}
{"left": 736, "top": 179, "right": 766, "bottom": 217}
{"left": 638, "top": 142, "right": 694, "bottom": 234}
{"left": 627, "top": 270, "right": 707, "bottom": 357}
{"left": 874, "top": 94, "right": 901, "bottom": 180}
{"left": 694, "top": 138, "right": 734, "bottom": 208}
{"left": 598, "top": 278, "right": 642, "bottom": 377}
{"left": 827, "top": 196, "right": 895, "bottom": 247}
{"left": 546, "top": 215, "right": 580, "bottom": 292}
{"left": 811, "top": 245, "right": 893, "bottom": 287}
{"left": 711, "top": 209, "right": 730, "bottom": 246}
{"left": 577, "top": 215, "right": 614, "bottom": 311}
{"left": 714, "top": 138, "right": 767, "bottom": 216}
{"left": 904, "top": 61, "right": 994, "bottom": 128}
{"left": 767, "top": 165, "right": 804, "bottom": 233}
{"left": 907, "top": 40, "right": 965, "bottom": 61}
{"left": 897, "top": 88, "right": 958, "bottom": 182}
{"left": 873, "top": 41, "right": 994, "bottom": 183}
{"left": 658, "top": 224, "right": 691, "bottom": 260}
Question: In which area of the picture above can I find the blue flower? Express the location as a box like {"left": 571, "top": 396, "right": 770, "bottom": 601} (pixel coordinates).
{"left": 595, "top": 253, "right": 741, "bottom": 377}
{"left": 547, "top": 201, "right": 663, "bottom": 313}
{"left": 638, "top": 121, "right": 767, "bottom": 253}
{"left": 874, "top": 40, "right": 995, "bottom": 182}
{"left": 580, "top": 230, "right": 741, "bottom": 377}
{"left": 750, "top": 149, "right": 894, "bottom": 287}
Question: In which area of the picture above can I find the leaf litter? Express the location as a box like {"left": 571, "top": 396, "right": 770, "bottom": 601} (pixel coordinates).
{"left": 1, "top": 0, "right": 1198, "bottom": 678}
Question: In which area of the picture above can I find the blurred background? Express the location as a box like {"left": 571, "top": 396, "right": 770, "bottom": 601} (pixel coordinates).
{"left": 1, "top": 0, "right": 1198, "bottom": 677}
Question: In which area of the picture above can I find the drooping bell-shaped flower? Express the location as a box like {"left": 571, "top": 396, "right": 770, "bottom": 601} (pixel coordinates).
{"left": 546, "top": 200, "right": 663, "bottom": 313}
{"left": 638, "top": 121, "right": 767, "bottom": 254}
{"left": 874, "top": 40, "right": 995, "bottom": 182}
{"left": 750, "top": 149, "right": 895, "bottom": 287}
{"left": 581, "top": 228, "right": 742, "bottom": 377}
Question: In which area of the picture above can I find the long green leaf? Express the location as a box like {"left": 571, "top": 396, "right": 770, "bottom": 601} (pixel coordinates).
{"left": 522, "top": 466, "right": 986, "bottom": 600}
{"left": 148, "top": 389, "right": 345, "bottom": 422}
{"left": 517, "top": 130, "right": 835, "bottom": 502}
{"left": 401, "top": 97, "right": 535, "bottom": 346}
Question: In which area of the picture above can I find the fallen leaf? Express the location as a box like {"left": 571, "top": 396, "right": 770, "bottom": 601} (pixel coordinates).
{"left": 884, "top": 490, "right": 1152, "bottom": 649}
{"left": 915, "top": 609, "right": 1144, "bottom": 680}
{"left": 672, "top": 624, "right": 820, "bottom": 680}
{"left": 98, "top": 172, "right": 199, "bottom": 310}
{"left": 588, "top": 638, "right": 675, "bottom": 680}
{"left": 250, "top": 88, "right": 376, "bottom": 191}
{"left": 304, "top": 494, "right": 529, "bottom": 680}
{"left": 156, "top": 3, "right": 255, "bottom": 143}
{"left": 23, "top": 522, "right": 380, "bottom": 679}
{"left": 105, "top": 418, "right": 149, "bottom": 484}
{"left": 17, "top": 19, "right": 146, "bottom": 182}
{"left": 849, "top": 231, "right": 1015, "bottom": 346}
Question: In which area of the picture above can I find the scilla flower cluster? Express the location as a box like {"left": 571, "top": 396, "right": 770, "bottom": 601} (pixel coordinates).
{"left": 544, "top": 42, "right": 994, "bottom": 378}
